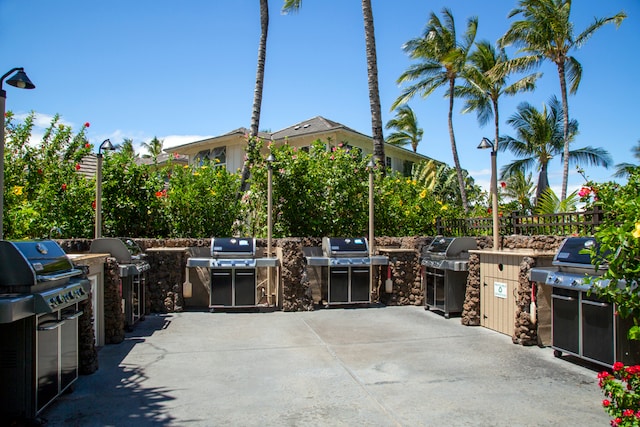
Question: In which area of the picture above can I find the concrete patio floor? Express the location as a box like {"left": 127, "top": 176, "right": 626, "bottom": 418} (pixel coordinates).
{"left": 41, "top": 305, "right": 609, "bottom": 426}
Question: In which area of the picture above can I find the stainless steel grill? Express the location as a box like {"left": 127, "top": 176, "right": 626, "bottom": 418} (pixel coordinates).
{"left": 90, "top": 237, "right": 150, "bottom": 330}
{"left": 421, "top": 236, "right": 477, "bottom": 318}
{"left": 529, "top": 236, "right": 640, "bottom": 368}
{"left": 0, "top": 239, "right": 89, "bottom": 422}
{"left": 305, "top": 237, "right": 388, "bottom": 305}
{"left": 187, "top": 237, "right": 278, "bottom": 309}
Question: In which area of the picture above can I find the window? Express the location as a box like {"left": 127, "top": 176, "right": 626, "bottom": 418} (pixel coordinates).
{"left": 194, "top": 146, "right": 226, "bottom": 167}
{"left": 403, "top": 160, "right": 414, "bottom": 177}
{"left": 210, "top": 146, "right": 226, "bottom": 166}
{"left": 386, "top": 156, "right": 392, "bottom": 169}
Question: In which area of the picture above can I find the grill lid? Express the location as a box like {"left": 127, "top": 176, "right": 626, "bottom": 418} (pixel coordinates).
{"left": 210, "top": 237, "right": 256, "bottom": 258}
{"left": 322, "top": 237, "right": 369, "bottom": 257}
{"left": 424, "top": 236, "right": 477, "bottom": 259}
{"left": 553, "top": 237, "right": 599, "bottom": 268}
{"left": 90, "top": 237, "right": 147, "bottom": 264}
{"left": 0, "top": 240, "right": 76, "bottom": 288}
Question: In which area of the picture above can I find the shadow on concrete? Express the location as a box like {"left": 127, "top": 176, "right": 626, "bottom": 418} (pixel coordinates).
{"left": 40, "top": 314, "right": 177, "bottom": 426}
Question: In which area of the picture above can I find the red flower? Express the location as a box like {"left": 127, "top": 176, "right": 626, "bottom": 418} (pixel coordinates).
{"left": 613, "top": 362, "right": 625, "bottom": 372}
{"left": 75, "top": 163, "right": 81, "bottom": 171}
{"left": 84, "top": 122, "right": 90, "bottom": 128}
{"left": 37, "top": 168, "right": 43, "bottom": 175}
{"left": 155, "top": 191, "right": 163, "bottom": 198}
{"left": 91, "top": 200, "right": 96, "bottom": 210}
{"left": 500, "top": 181, "right": 506, "bottom": 188}
{"left": 61, "top": 183, "right": 67, "bottom": 191}
{"left": 578, "top": 186, "right": 591, "bottom": 198}
{"left": 603, "top": 399, "right": 611, "bottom": 407}
{"left": 85, "top": 143, "right": 91, "bottom": 149}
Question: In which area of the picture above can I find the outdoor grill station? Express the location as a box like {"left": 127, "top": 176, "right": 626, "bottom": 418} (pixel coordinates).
{"left": 305, "top": 237, "right": 388, "bottom": 305}
{"left": 89, "top": 237, "right": 150, "bottom": 330}
{"left": 185, "top": 237, "right": 279, "bottom": 310}
{"left": 0, "top": 239, "right": 89, "bottom": 421}
{"left": 421, "top": 236, "right": 477, "bottom": 318}
{"left": 529, "top": 236, "right": 640, "bottom": 368}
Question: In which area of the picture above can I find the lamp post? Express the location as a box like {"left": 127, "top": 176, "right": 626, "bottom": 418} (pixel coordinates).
{"left": 478, "top": 137, "right": 500, "bottom": 250}
{"left": 95, "top": 139, "right": 115, "bottom": 238}
{"left": 367, "top": 159, "right": 375, "bottom": 256}
{"left": 0, "top": 68, "right": 35, "bottom": 239}
{"left": 266, "top": 153, "right": 275, "bottom": 257}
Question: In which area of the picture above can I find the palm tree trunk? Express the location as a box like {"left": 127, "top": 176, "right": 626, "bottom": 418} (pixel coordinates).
{"left": 557, "top": 61, "right": 570, "bottom": 201}
{"left": 361, "top": 0, "right": 385, "bottom": 171}
{"left": 535, "top": 161, "right": 550, "bottom": 205}
{"left": 240, "top": 0, "right": 269, "bottom": 194}
{"left": 448, "top": 77, "right": 468, "bottom": 213}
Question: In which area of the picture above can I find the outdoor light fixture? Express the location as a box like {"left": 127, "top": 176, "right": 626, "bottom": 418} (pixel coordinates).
{"left": 0, "top": 67, "right": 35, "bottom": 239}
{"left": 95, "top": 139, "right": 116, "bottom": 238}
{"left": 477, "top": 137, "right": 500, "bottom": 250}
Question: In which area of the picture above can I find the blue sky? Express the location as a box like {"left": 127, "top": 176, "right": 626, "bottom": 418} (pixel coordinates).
{"left": 2, "top": 0, "right": 639, "bottom": 195}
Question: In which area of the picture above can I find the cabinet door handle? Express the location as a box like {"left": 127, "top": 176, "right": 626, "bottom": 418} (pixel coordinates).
{"left": 582, "top": 300, "right": 609, "bottom": 308}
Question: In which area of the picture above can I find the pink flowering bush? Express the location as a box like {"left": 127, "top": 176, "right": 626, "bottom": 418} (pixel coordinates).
{"left": 599, "top": 362, "right": 640, "bottom": 426}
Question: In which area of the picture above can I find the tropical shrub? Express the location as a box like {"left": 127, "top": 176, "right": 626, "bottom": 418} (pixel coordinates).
{"left": 4, "top": 112, "right": 94, "bottom": 238}
{"left": 165, "top": 160, "right": 241, "bottom": 238}
{"left": 582, "top": 166, "right": 640, "bottom": 337}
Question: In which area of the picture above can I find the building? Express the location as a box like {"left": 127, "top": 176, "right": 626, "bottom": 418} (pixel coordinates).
{"left": 167, "top": 116, "right": 443, "bottom": 175}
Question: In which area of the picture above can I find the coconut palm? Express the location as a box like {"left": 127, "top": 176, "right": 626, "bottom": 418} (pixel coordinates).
{"left": 141, "top": 136, "right": 163, "bottom": 162}
{"left": 500, "top": 96, "right": 612, "bottom": 204}
{"left": 534, "top": 187, "right": 579, "bottom": 214}
{"left": 385, "top": 105, "right": 423, "bottom": 152}
{"left": 499, "top": 0, "right": 626, "bottom": 200}
{"left": 500, "top": 169, "right": 535, "bottom": 214}
{"left": 613, "top": 140, "right": 640, "bottom": 178}
{"left": 118, "top": 138, "right": 138, "bottom": 158}
{"left": 393, "top": 8, "right": 478, "bottom": 213}
{"left": 283, "top": 0, "right": 386, "bottom": 169}
{"left": 458, "top": 40, "right": 540, "bottom": 153}
{"left": 239, "top": 0, "right": 269, "bottom": 193}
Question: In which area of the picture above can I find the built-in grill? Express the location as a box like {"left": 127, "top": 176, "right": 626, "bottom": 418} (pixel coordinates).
{"left": 187, "top": 237, "right": 278, "bottom": 309}
{"left": 421, "top": 236, "right": 477, "bottom": 318}
{"left": 305, "top": 237, "right": 387, "bottom": 305}
{"left": 529, "top": 236, "right": 640, "bottom": 368}
{"left": 0, "top": 239, "right": 89, "bottom": 422}
{"left": 90, "top": 237, "right": 150, "bottom": 330}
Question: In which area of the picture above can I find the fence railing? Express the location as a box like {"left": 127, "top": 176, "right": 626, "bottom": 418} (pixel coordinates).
{"left": 436, "top": 206, "right": 604, "bottom": 237}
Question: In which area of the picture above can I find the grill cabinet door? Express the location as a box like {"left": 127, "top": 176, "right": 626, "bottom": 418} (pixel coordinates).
{"left": 552, "top": 288, "right": 580, "bottom": 355}
{"left": 234, "top": 269, "right": 256, "bottom": 306}
{"left": 581, "top": 296, "right": 614, "bottom": 365}
{"left": 329, "top": 268, "right": 349, "bottom": 303}
{"left": 351, "top": 268, "right": 370, "bottom": 303}
{"left": 211, "top": 270, "right": 233, "bottom": 306}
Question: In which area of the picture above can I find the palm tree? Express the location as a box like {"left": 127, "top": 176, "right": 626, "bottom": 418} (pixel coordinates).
{"left": 458, "top": 40, "right": 540, "bottom": 154}
{"left": 613, "top": 140, "right": 640, "bottom": 178}
{"left": 141, "top": 136, "right": 163, "bottom": 162}
{"left": 499, "top": 96, "right": 612, "bottom": 204}
{"left": 534, "top": 187, "right": 579, "bottom": 214}
{"left": 119, "top": 138, "right": 137, "bottom": 158}
{"left": 393, "top": 8, "right": 477, "bottom": 213}
{"left": 239, "top": 0, "right": 269, "bottom": 193}
{"left": 282, "top": 0, "right": 386, "bottom": 169}
{"left": 385, "top": 105, "right": 423, "bottom": 152}
{"left": 499, "top": 0, "right": 626, "bottom": 200}
{"left": 500, "top": 169, "right": 535, "bottom": 214}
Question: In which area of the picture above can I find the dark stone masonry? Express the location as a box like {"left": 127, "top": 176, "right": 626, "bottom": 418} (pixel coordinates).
{"left": 58, "top": 234, "right": 569, "bottom": 373}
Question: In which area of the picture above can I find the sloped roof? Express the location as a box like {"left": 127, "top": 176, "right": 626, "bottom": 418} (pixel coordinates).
{"left": 271, "top": 116, "right": 369, "bottom": 140}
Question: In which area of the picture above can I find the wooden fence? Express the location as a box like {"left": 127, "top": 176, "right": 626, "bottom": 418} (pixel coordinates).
{"left": 436, "top": 206, "right": 605, "bottom": 237}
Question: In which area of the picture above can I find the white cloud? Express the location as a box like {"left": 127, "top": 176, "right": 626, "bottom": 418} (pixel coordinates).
{"left": 161, "top": 135, "right": 213, "bottom": 149}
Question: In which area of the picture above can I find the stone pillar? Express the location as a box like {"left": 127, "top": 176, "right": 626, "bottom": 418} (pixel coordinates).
{"left": 104, "top": 258, "right": 125, "bottom": 344}
{"left": 462, "top": 253, "right": 481, "bottom": 326}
